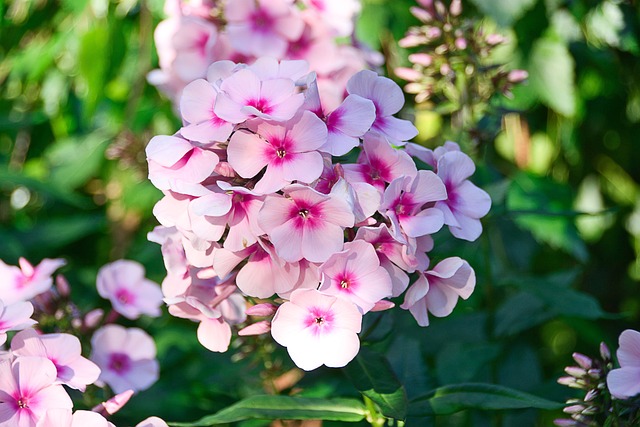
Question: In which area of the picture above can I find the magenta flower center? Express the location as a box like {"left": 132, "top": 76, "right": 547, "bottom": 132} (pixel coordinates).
{"left": 247, "top": 98, "right": 272, "bottom": 114}
{"left": 276, "top": 147, "right": 287, "bottom": 158}
{"left": 305, "top": 307, "right": 335, "bottom": 335}
{"left": 298, "top": 208, "right": 310, "bottom": 219}
{"left": 115, "top": 288, "right": 135, "bottom": 305}
{"left": 109, "top": 353, "right": 132, "bottom": 374}
{"left": 340, "top": 279, "right": 350, "bottom": 289}
{"left": 17, "top": 397, "right": 29, "bottom": 409}
{"left": 195, "top": 32, "right": 210, "bottom": 57}
{"left": 250, "top": 8, "right": 274, "bottom": 33}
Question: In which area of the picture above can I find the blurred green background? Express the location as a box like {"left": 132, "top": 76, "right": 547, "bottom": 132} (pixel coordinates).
{"left": 1, "top": 0, "right": 639, "bottom": 425}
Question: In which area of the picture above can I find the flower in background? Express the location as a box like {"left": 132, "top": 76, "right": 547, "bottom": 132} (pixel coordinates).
{"left": 36, "top": 409, "right": 116, "bottom": 427}
{"left": 136, "top": 417, "right": 169, "bottom": 427}
{"left": 0, "top": 356, "right": 73, "bottom": 426}
{"left": 96, "top": 260, "right": 163, "bottom": 320}
{"left": 90, "top": 325, "right": 160, "bottom": 394}
{"left": 11, "top": 329, "right": 101, "bottom": 392}
{"left": 607, "top": 329, "right": 640, "bottom": 399}
{"left": 271, "top": 289, "right": 362, "bottom": 371}
{"left": 0, "top": 258, "right": 66, "bottom": 305}
{"left": 0, "top": 299, "right": 36, "bottom": 346}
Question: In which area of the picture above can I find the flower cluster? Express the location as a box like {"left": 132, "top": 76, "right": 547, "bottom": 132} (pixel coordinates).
{"left": 146, "top": 57, "right": 490, "bottom": 370}
{"left": 149, "top": 0, "right": 380, "bottom": 110}
{"left": 0, "top": 257, "right": 166, "bottom": 427}
{"left": 395, "top": 0, "right": 528, "bottom": 135}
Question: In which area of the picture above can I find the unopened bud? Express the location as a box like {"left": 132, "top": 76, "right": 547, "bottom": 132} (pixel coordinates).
{"left": 600, "top": 342, "right": 611, "bottom": 361}
{"left": 572, "top": 353, "right": 593, "bottom": 370}
{"left": 238, "top": 321, "right": 271, "bottom": 336}
{"left": 434, "top": 1, "right": 446, "bottom": 17}
{"left": 395, "top": 67, "right": 423, "bottom": 81}
{"left": 455, "top": 37, "right": 467, "bottom": 50}
{"left": 564, "top": 366, "right": 586, "bottom": 378}
{"left": 553, "top": 419, "right": 579, "bottom": 426}
{"left": 410, "top": 6, "right": 432, "bottom": 23}
{"left": 399, "top": 34, "right": 428, "bottom": 48}
{"left": 440, "top": 63, "right": 451, "bottom": 76}
{"left": 584, "top": 389, "right": 599, "bottom": 402}
{"left": 450, "top": 0, "right": 462, "bottom": 16}
{"left": 408, "top": 53, "right": 432, "bottom": 67}
{"left": 507, "top": 69, "right": 529, "bottom": 83}
{"left": 563, "top": 404, "right": 585, "bottom": 414}
{"left": 486, "top": 34, "right": 505, "bottom": 45}
{"left": 84, "top": 308, "right": 104, "bottom": 329}
{"left": 55, "top": 275, "right": 71, "bottom": 297}
{"left": 425, "top": 26, "right": 442, "bottom": 39}
{"left": 371, "top": 300, "right": 395, "bottom": 312}
{"left": 245, "top": 303, "right": 277, "bottom": 316}
{"left": 92, "top": 389, "right": 134, "bottom": 415}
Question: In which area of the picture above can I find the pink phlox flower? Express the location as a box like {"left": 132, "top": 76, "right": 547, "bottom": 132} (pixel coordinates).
{"left": 0, "top": 258, "right": 66, "bottom": 305}
{"left": 328, "top": 175, "right": 380, "bottom": 225}
{"left": 302, "top": 76, "right": 375, "bottom": 156}
{"left": 227, "top": 111, "right": 327, "bottom": 194}
{"left": 271, "top": 288, "right": 362, "bottom": 371}
{"left": 400, "top": 257, "right": 476, "bottom": 327}
{"left": 355, "top": 224, "right": 421, "bottom": 297}
{"left": 224, "top": 0, "right": 304, "bottom": 58}
{"left": 285, "top": 12, "right": 343, "bottom": 76}
{"left": 156, "top": 16, "right": 218, "bottom": 83}
{"left": 0, "top": 356, "right": 73, "bottom": 427}
{"left": 189, "top": 181, "right": 265, "bottom": 252}
{"left": 318, "top": 240, "right": 393, "bottom": 313}
{"left": 146, "top": 135, "right": 219, "bottom": 193}
{"left": 136, "top": 416, "right": 169, "bottom": 427}
{"left": 248, "top": 57, "right": 310, "bottom": 82}
{"left": 434, "top": 150, "right": 491, "bottom": 241}
{"left": 214, "top": 62, "right": 305, "bottom": 124}
{"left": 258, "top": 184, "right": 355, "bottom": 263}
{"left": 179, "top": 79, "right": 235, "bottom": 145}
{"left": 11, "top": 329, "right": 100, "bottom": 392}
{"left": 301, "top": 0, "right": 362, "bottom": 37}
{"left": 36, "top": 408, "right": 115, "bottom": 427}
{"left": 607, "top": 329, "right": 640, "bottom": 399}
{"left": 90, "top": 325, "right": 159, "bottom": 394}
{"left": 379, "top": 170, "right": 447, "bottom": 240}
{"left": 342, "top": 132, "right": 417, "bottom": 193}
{"left": 147, "top": 226, "right": 189, "bottom": 283}
{"left": 96, "top": 260, "right": 163, "bottom": 320}
{"left": 0, "top": 300, "right": 36, "bottom": 346}
{"left": 346, "top": 69, "right": 418, "bottom": 145}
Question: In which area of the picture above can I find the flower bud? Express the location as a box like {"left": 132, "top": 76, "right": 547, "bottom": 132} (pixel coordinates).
{"left": 410, "top": 7, "right": 432, "bottom": 23}
{"left": 245, "top": 303, "right": 277, "bottom": 316}
{"left": 408, "top": 53, "right": 432, "bottom": 67}
{"left": 84, "top": 308, "right": 104, "bottom": 329}
{"left": 485, "top": 34, "right": 505, "bottom": 45}
{"left": 395, "top": 67, "right": 423, "bottom": 81}
{"left": 563, "top": 404, "right": 585, "bottom": 414}
{"left": 238, "top": 321, "right": 271, "bottom": 336}
{"left": 449, "top": 0, "right": 462, "bottom": 16}
{"left": 599, "top": 342, "right": 611, "bottom": 361}
{"left": 507, "top": 69, "right": 529, "bottom": 83}
{"left": 455, "top": 37, "right": 467, "bottom": 50}
{"left": 564, "top": 366, "right": 586, "bottom": 378}
{"left": 56, "top": 275, "right": 71, "bottom": 297}
{"left": 572, "top": 353, "right": 593, "bottom": 370}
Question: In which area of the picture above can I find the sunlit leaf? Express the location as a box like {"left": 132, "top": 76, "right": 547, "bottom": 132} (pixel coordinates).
{"left": 409, "top": 383, "right": 563, "bottom": 416}
{"left": 469, "top": 0, "right": 537, "bottom": 27}
{"left": 169, "top": 396, "right": 366, "bottom": 426}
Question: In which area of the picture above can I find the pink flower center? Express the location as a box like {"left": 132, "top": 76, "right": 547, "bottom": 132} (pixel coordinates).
{"left": 250, "top": 8, "right": 274, "bottom": 33}
{"left": 247, "top": 98, "right": 273, "bottom": 114}
{"left": 276, "top": 147, "right": 287, "bottom": 158}
{"left": 298, "top": 208, "right": 310, "bottom": 219}
{"left": 115, "top": 288, "right": 135, "bottom": 305}
{"left": 17, "top": 397, "right": 29, "bottom": 409}
{"left": 340, "top": 279, "right": 350, "bottom": 289}
{"left": 195, "top": 32, "right": 210, "bottom": 57}
{"left": 109, "top": 353, "right": 131, "bottom": 374}
{"left": 305, "top": 307, "right": 335, "bottom": 335}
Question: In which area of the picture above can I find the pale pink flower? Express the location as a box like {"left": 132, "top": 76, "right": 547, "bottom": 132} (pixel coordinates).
{"left": 11, "top": 329, "right": 100, "bottom": 392}
{"left": 224, "top": 0, "right": 304, "bottom": 58}
{"left": 607, "top": 329, "right": 640, "bottom": 399}
{"left": 248, "top": 56, "right": 310, "bottom": 81}
{"left": 258, "top": 184, "right": 355, "bottom": 263}
{"left": 36, "top": 409, "right": 115, "bottom": 427}
{"left": 434, "top": 151, "right": 491, "bottom": 241}
{"left": 342, "top": 132, "right": 417, "bottom": 193}
{"left": 346, "top": 70, "right": 418, "bottom": 145}
{"left": 92, "top": 389, "right": 134, "bottom": 415}
{"left": 0, "top": 300, "right": 36, "bottom": 346}
{"left": 318, "top": 240, "right": 392, "bottom": 313}
{"left": 401, "top": 257, "right": 476, "bottom": 327}
{"left": 136, "top": 417, "right": 169, "bottom": 427}
{"left": 271, "top": 289, "right": 362, "bottom": 371}
{"left": 96, "top": 260, "right": 163, "bottom": 320}
{"left": 379, "top": 170, "right": 447, "bottom": 240}
{"left": 214, "top": 64, "right": 305, "bottom": 124}
{"left": 0, "top": 356, "right": 72, "bottom": 427}
{"left": 90, "top": 325, "right": 159, "bottom": 394}
{"left": 179, "top": 79, "right": 235, "bottom": 145}
{"left": 227, "top": 111, "right": 327, "bottom": 194}
{"left": 0, "top": 258, "right": 66, "bottom": 305}
{"left": 189, "top": 182, "right": 265, "bottom": 252}
{"left": 146, "top": 135, "right": 219, "bottom": 193}
{"left": 301, "top": 0, "right": 361, "bottom": 37}
{"left": 355, "top": 225, "right": 420, "bottom": 297}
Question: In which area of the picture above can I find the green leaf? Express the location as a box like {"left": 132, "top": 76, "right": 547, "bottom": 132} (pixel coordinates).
{"left": 169, "top": 396, "right": 366, "bottom": 426}
{"left": 435, "top": 343, "right": 502, "bottom": 384}
{"left": 507, "top": 172, "right": 587, "bottom": 260}
{"left": 528, "top": 37, "right": 576, "bottom": 117}
{"left": 409, "top": 383, "right": 564, "bottom": 416}
{"left": 78, "top": 23, "right": 109, "bottom": 118}
{"left": 469, "top": 0, "right": 537, "bottom": 27}
{"left": 0, "top": 169, "right": 91, "bottom": 209}
{"left": 494, "top": 292, "right": 553, "bottom": 337}
{"left": 344, "top": 346, "right": 408, "bottom": 420}
{"left": 17, "top": 214, "right": 106, "bottom": 250}
{"left": 46, "top": 132, "right": 111, "bottom": 189}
